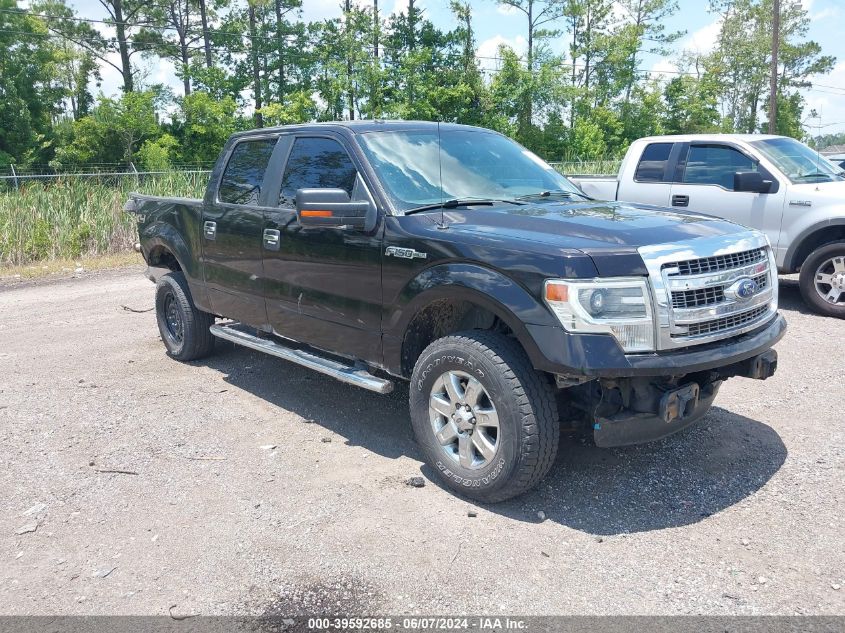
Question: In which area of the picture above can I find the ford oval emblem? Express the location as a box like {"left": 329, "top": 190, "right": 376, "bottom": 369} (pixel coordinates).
{"left": 725, "top": 277, "right": 759, "bottom": 302}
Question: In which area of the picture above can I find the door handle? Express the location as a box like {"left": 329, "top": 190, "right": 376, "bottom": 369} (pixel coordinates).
{"left": 263, "top": 229, "right": 281, "bottom": 251}
{"left": 203, "top": 221, "right": 217, "bottom": 240}
{"left": 672, "top": 194, "right": 689, "bottom": 207}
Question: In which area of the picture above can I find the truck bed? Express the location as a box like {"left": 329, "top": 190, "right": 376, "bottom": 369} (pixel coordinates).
{"left": 568, "top": 175, "right": 618, "bottom": 201}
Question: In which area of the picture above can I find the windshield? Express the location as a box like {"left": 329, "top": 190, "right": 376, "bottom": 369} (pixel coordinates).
{"left": 751, "top": 137, "right": 845, "bottom": 183}
{"left": 357, "top": 129, "right": 583, "bottom": 212}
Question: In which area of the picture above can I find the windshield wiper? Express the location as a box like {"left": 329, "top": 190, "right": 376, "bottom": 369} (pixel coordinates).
{"left": 795, "top": 172, "right": 837, "bottom": 181}
{"left": 404, "top": 198, "right": 523, "bottom": 215}
{"left": 515, "top": 189, "right": 592, "bottom": 201}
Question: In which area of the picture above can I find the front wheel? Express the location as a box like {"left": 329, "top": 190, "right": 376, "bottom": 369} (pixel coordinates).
{"left": 155, "top": 272, "right": 216, "bottom": 361}
{"left": 798, "top": 242, "right": 845, "bottom": 318}
{"left": 409, "top": 331, "right": 559, "bottom": 503}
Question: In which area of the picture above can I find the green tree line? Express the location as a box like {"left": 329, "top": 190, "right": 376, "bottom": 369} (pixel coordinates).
{"left": 0, "top": 0, "right": 836, "bottom": 170}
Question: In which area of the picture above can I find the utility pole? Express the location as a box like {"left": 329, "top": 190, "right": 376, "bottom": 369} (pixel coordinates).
{"left": 768, "top": 0, "right": 780, "bottom": 134}
{"left": 345, "top": 0, "right": 354, "bottom": 120}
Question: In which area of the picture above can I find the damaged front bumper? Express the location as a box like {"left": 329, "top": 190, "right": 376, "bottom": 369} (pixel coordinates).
{"left": 590, "top": 348, "right": 779, "bottom": 448}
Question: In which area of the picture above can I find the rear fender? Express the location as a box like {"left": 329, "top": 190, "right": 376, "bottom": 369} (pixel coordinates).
{"left": 140, "top": 222, "right": 211, "bottom": 312}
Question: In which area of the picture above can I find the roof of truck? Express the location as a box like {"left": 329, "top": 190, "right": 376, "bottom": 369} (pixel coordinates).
{"left": 232, "top": 120, "right": 494, "bottom": 138}
{"left": 634, "top": 133, "right": 786, "bottom": 144}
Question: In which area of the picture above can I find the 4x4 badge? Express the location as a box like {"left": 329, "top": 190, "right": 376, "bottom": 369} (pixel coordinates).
{"left": 385, "top": 246, "right": 428, "bottom": 260}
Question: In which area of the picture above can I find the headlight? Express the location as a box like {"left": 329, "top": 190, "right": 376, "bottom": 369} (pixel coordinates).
{"left": 544, "top": 278, "right": 655, "bottom": 352}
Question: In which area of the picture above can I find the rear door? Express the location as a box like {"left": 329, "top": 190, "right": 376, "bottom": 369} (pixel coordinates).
{"left": 617, "top": 141, "right": 678, "bottom": 206}
{"left": 262, "top": 133, "right": 384, "bottom": 363}
{"left": 670, "top": 142, "right": 784, "bottom": 239}
{"left": 202, "top": 135, "right": 279, "bottom": 325}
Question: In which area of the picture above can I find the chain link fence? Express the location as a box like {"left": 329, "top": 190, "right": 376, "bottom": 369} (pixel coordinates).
{"left": 0, "top": 164, "right": 214, "bottom": 191}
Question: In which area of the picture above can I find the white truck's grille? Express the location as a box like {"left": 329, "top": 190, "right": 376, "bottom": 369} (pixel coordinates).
{"left": 638, "top": 234, "right": 778, "bottom": 350}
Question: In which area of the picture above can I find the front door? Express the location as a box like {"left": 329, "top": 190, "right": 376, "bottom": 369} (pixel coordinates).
{"left": 202, "top": 136, "right": 279, "bottom": 325}
{"left": 670, "top": 143, "right": 785, "bottom": 245}
{"left": 262, "top": 134, "right": 384, "bottom": 364}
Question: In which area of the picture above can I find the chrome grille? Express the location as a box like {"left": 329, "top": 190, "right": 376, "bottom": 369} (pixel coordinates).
{"left": 665, "top": 248, "right": 767, "bottom": 276}
{"left": 684, "top": 305, "right": 770, "bottom": 337}
{"left": 638, "top": 233, "right": 778, "bottom": 351}
{"left": 670, "top": 272, "right": 769, "bottom": 309}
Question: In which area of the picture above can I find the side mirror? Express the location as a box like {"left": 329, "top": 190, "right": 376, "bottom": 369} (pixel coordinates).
{"left": 295, "top": 188, "right": 373, "bottom": 230}
{"left": 734, "top": 171, "right": 772, "bottom": 193}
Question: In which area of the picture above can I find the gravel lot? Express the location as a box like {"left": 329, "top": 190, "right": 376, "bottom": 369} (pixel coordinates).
{"left": 0, "top": 267, "right": 843, "bottom": 616}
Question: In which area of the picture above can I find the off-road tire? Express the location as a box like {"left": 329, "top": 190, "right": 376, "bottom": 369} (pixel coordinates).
{"left": 155, "top": 272, "right": 215, "bottom": 361}
{"left": 798, "top": 241, "right": 845, "bottom": 318}
{"left": 409, "top": 330, "right": 559, "bottom": 502}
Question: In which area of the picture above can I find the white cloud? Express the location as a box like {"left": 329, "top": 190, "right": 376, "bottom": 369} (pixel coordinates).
{"left": 477, "top": 34, "right": 527, "bottom": 71}
{"left": 154, "top": 58, "right": 179, "bottom": 87}
{"left": 683, "top": 18, "right": 722, "bottom": 55}
{"left": 649, "top": 58, "right": 679, "bottom": 80}
{"left": 300, "top": 0, "right": 342, "bottom": 22}
{"left": 810, "top": 7, "right": 839, "bottom": 22}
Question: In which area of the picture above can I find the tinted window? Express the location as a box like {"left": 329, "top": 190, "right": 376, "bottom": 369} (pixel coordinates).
{"left": 635, "top": 142, "right": 673, "bottom": 182}
{"left": 218, "top": 138, "right": 277, "bottom": 205}
{"left": 279, "top": 137, "right": 357, "bottom": 207}
{"left": 683, "top": 144, "right": 757, "bottom": 190}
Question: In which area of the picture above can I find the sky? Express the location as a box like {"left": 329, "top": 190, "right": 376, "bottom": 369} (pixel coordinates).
{"left": 68, "top": 0, "right": 845, "bottom": 136}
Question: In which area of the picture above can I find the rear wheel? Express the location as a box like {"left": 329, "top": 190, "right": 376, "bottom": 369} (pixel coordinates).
{"left": 155, "top": 272, "right": 216, "bottom": 361}
{"left": 799, "top": 242, "right": 845, "bottom": 318}
{"left": 409, "top": 330, "right": 559, "bottom": 502}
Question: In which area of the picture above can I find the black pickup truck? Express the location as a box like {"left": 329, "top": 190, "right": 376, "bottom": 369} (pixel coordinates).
{"left": 126, "top": 121, "right": 785, "bottom": 502}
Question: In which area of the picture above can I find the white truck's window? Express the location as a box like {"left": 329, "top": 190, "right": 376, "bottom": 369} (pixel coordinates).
{"left": 279, "top": 137, "right": 358, "bottom": 207}
{"left": 634, "top": 142, "right": 673, "bottom": 182}
{"left": 682, "top": 144, "right": 757, "bottom": 190}
{"left": 218, "top": 139, "right": 277, "bottom": 205}
{"left": 751, "top": 137, "right": 845, "bottom": 183}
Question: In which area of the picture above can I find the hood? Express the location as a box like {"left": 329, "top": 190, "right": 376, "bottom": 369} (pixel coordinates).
{"left": 438, "top": 200, "right": 748, "bottom": 276}
{"left": 789, "top": 179, "right": 845, "bottom": 204}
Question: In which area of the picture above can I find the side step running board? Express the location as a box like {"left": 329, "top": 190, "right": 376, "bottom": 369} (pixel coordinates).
{"left": 209, "top": 323, "right": 393, "bottom": 394}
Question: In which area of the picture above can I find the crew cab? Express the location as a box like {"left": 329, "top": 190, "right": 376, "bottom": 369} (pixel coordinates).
{"left": 126, "top": 122, "right": 785, "bottom": 502}
{"left": 570, "top": 134, "right": 845, "bottom": 317}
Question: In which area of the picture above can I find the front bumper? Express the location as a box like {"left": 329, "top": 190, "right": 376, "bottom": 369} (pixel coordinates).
{"left": 590, "top": 347, "right": 778, "bottom": 447}
{"left": 593, "top": 380, "right": 722, "bottom": 448}
{"left": 525, "top": 313, "right": 786, "bottom": 378}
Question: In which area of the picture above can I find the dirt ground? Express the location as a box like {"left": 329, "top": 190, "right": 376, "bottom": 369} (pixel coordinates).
{"left": 0, "top": 266, "right": 843, "bottom": 616}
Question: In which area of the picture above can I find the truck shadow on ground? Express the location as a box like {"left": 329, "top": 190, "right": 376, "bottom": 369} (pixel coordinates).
{"left": 777, "top": 277, "right": 811, "bottom": 315}
{"left": 204, "top": 342, "right": 787, "bottom": 536}
{"left": 478, "top": 407, "right": 787, "bottom": 535}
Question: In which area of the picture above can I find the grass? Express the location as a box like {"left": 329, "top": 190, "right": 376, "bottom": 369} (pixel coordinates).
{"left": 552, "top": 159, "right": 621, "bottom": 176}
{"left": 0, "top": 164, "right": 617, "bottom": 269}
{"left": 0, "top": 252, "right": 142, "bottom": 281}
{"left": 0, "top": 172, "right": 208, "bottom": 267}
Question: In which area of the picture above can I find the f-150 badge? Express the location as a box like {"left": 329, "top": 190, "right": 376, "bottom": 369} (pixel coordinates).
{"left": 385, "top": 246, "right": 428, "bottom": 260}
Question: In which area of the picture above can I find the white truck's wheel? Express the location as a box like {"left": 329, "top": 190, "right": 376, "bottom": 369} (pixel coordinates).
{"left": 799, "top": 242, "right": 845, "bottom": 318}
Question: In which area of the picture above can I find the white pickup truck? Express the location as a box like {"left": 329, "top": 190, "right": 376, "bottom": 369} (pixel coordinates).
{"left": 570, "top": 134, "right": 845, "bottom": 317}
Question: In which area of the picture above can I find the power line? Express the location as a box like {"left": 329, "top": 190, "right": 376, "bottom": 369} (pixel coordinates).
{"left": 4, "top": 6, "right": 841, "bottom": 94}
{"left": 2, "top": 9, "right": 841, "bottom": 104}
{"left": 3, "top": 24, "right": 841, "bottom": 102}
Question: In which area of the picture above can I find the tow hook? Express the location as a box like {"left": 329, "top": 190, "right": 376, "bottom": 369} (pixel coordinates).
{"left": 742, "top": 349, "right": 778, "bottom": 380}
{"left": 659, "top": 382, "right": 700, "bottom": 424}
